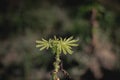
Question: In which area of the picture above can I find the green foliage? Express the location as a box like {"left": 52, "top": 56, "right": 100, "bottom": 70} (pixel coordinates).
{"left": 36, "top": 36, "right": 78, "bottom": 55}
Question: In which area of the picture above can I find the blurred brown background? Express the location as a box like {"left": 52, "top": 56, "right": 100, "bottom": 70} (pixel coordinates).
{"left": 0, "top": 0, "right": 120, "bottom": 80}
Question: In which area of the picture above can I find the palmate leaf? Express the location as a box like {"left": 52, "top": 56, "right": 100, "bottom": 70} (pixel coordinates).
{"left": 36, "top": 36, "right": 78, "bottom": 55}
{"left": 59, "top": 37, "right": 78, "bottom": 54}
{"left": 36, "top": 39, "right": 50, "bottom": 50}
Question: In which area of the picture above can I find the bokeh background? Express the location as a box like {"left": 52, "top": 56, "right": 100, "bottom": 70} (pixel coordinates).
{"left": 0, "top": 0, "right": 120, "bottom": 80}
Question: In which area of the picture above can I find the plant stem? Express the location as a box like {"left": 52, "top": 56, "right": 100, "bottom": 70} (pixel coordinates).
{"left": 52, "top": 53, "right": 61, "bottom": 80}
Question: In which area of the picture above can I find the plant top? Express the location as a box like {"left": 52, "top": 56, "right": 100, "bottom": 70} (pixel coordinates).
{"left": 36, "top": 36, "right": 78, "bottom": 55}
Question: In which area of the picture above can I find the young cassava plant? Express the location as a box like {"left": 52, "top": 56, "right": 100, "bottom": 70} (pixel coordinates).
{"left": 36, "top": 36, "right": 78, "bottom": 80}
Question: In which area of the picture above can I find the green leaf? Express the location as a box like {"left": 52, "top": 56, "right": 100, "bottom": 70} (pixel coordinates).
{"left": 36, "top": 36, "right": 79, "bottom": 55}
